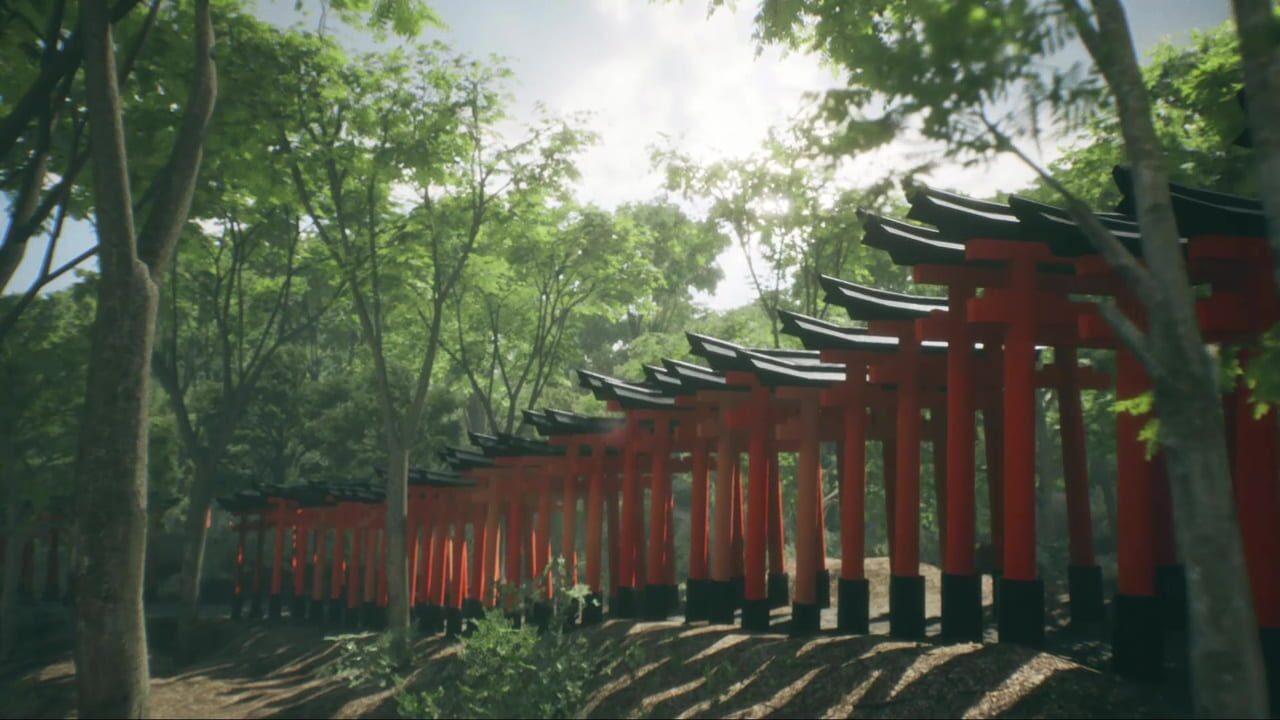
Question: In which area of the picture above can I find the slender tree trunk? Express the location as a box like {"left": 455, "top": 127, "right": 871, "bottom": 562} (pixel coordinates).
{"left": 1077, "top": 1, "right": 1268, "bottom": 714}
{"left": 1231, "top": 0, "right": 1280, "bottom": 291}
{"left": 73, "top": 4, "right": 155, "bottom": 715}
{"left": 176, "top": 455, "right": 216, "bottom": 658}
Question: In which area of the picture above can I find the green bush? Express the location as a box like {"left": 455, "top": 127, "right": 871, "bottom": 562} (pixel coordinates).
{"left": 397, "top": 557, "right": 603, "bottom": 719}
{"left": 322, "top": 631, "right": 408, "bottom": 689}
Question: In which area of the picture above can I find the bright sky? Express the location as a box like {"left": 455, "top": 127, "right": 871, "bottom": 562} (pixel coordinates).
{"left": 4, "top": 0, "right": 1230, "bottom": 310}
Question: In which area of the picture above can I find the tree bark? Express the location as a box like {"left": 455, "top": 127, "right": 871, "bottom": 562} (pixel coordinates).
{"left": 72, "top": 0, "right": 215, "bottom": 714}
{"left": 1068, "top": 1, "right": 1269, "bottom": 714}
{"left": 1231, "top": 0, "right": 1280, "bottom": 291}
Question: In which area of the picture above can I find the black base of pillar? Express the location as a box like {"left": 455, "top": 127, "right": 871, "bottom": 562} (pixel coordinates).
{"left": 445, "top": 607, "right": 463, "bottom": 638}
{"left": 249, "top": 595, "right": 263, "bottom": 621}
{"left": 1113, "top": 594, "right": 1164, "bottom": 681}
{"left": 997, "top": 578, "right": 1044, "bottom": 646}
{"left": 685, "top": 579, "right": 708, "bottom": 622}
{"left": 941, "top": 573, "right": 983, "bottom": 642}
{"left": 1068, "top": 564, "right": 1105, "bottom": 625}
{"left": 730, "top": 575, "right": 745, "bottom": 609}
{"left": 427, "top": 604, "right": 445, "bottom": 634}
{"left": 607, "top": 594, "right": 619, "bottom": 619}
{"left": 707, "top": 580, "right": 736, "bottom": 625}
{"left": 344, "top": 604, "right": 360, "bottom": 629}
{"left": 582, "top": 592, "right": 604, "bottom": 625}
{"left": 268, "top": 594, "right": 282, "bottom": 620}
{"left": 327, "top": 598, "right": 344, "bottom": 626}
{"left": 375, "top": 604, "right": 388, "bottom": 629}
{"left": 616, "top": 587, "right": 639, "bottom": 618}
{"left": 767, "top": 572, "right": 790, "bottom": 608}
{"left": 563, "top": 598, "right": 581, "bottom": 630}
{"left": 837, "top": 578, "right": 869, "bottom": 635}
{"left": 462, "top": 598, "right": 484, "bottom": 624}
{"left": 741, "top": 598, "right": 770, "bottom": 632}
{"left": 360, "top": 601, "right": 378, "bottom": 629}
{"left": 309, "top": 598, "right": 327, "bottom": 625}
{"left": 532, "top": 600, "right": 552, "bottom": 632}
{"left": 790, "top": 602, "right": 820, "bottom": 637}
{"left": 1155, "top": 564, "right": 1187, "bottom": 630}
{"left": 415, "top": 604, "right": 435, "bottom": 634}
{"left": 645, "top": 584, "right": 675, "bottom": 617}
{"left": 644, "top": 584, "right": 670, "bottom": 620}
{"left": 815, "top": 569, "right": 831, "bottom": 609}
{"left": 231, "top": 595, "right": 244, "bottom": 621}
{"left": 291, "top": 596, "right": 307, "bottom": 622}
{"left": 889, "top": 575, "right": 926, "bottom": 639}
{"left": 1261, "top": 627, "right": 1280, "bottom": 718}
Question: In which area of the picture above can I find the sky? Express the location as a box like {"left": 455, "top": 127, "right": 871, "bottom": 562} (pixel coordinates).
{"left": 4, "top": 0, "right": 1231, "bottom": 310}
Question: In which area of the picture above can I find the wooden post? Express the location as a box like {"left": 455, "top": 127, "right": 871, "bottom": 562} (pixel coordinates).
{"left": 890, "top": 323, "right": 925, "bottom": 639}
{"left": 791, "top": 393, "right": 821, "bottom": 636}
{"left": 838, "top": 385, "right": 869, "bottom": 634}
{"left": 743, "top": 390, "right": 771, "bottom": 630}
{"left": 646, "top": 417, "right": 671, "bottom": 617}
{"left": 709, "top": 404, "right": 736, "bottom": 624}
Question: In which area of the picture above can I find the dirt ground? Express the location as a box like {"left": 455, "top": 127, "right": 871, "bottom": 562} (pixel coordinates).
{"left": 0, "top": 559, "right": 1188, "bottom": 719}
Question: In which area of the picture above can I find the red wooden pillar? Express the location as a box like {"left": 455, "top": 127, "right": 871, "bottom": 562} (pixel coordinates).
{"left": 984, "top": 396, "right": 1004, "bottom": 579}
{"left": 329, "top": 513, "right": 346, "bottom": 624}
{"left": 482, "top": 484, "right": 501, "bottom": 607}
{"left": 616, "top": 427, "right": 639, "bottom": 615}
{"left": 1055, "top": 346, "right": 1105, "bottom": 625}
{"left": 363, "top": 527, "right": 378, "bottom": 619}
{"left": 766, "top": 450, "right": 788, "bottom": 606}
{"left": 377, "top": 527, "right": 390, "bottom": 610}
{"left": 890, "top": 324, "right": 926, "bottom": 639}
{"left": 606, "top": 479, "right": 622, "bottom": 611}
{"left": 507, "top": 481, "right": 525, "bottom": 611}
{"left": 883, "top": 416, "right": 898, "bottom": 567}
{"left": 251, "top": 512, "right": 266, "bottom": 619}
{"left": 447, "top": 518, "right": 467, "bottom": 636}
{"left": 468, "top": 510, "right": 487, "bottom": 619}
{"left": 413, "top": 513, "right": 431, "bottom": 625}
{"left": 290, "top": 517, "right": 307, "bottom": 620}
{"left": 687, "top": 435, "right": 711, "bottom": 621}
{"left": 942, "top": 287, "right": 981, "bottom": 641}
{"left": 346, "top": 520, "right": 362, "bottom": 618}
{"left": 1234, "top": 371, "right": 1280, "bottom": 707}
{"left": 536, "top": 469, "right": 554, "bottom": 600}
{"left": 645, "top": 417, "right": 672, "bottom": 618}
{"left": 1150, "top": 456, "right": 1184, "bottom": 629}
{"left": 269, "top": 502, "right": 288, "bottom": 619}
{"left": 730, "top": 452, "right": 746, "bottom": 590}
{"left": 1113, "top": 346, "right": 1161, "bottom": 679}
{"left": 233, "top": 511, "right": 248, "bottom": 619}
{"left": 309, "top": 524, "right": 325, "bottom": 621}
{"left": 709, "top": 404, "right": 736, "bottom": 624}
{"left": 838, "top": 382, "right": 869, "bottom": 634}
{"left": 585, "top": 445, "right": 605, "bottom": 597}
{"left": 790, "top": 392, "right": 822, "bottom": 636}
{"left": 562, "top": 455, "right": 580, "bottom": 591}
{"left": 743, "top": 390, "right": 771, "bottom": 630}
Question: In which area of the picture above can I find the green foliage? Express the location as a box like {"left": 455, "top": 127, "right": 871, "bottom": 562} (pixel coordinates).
{"left": 397, "top": 559, "right": 600, "bottom": 720}
{"left": 322, "top": 631, "right": 410, "bottom": 689}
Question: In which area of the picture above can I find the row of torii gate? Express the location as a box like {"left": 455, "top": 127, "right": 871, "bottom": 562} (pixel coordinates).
{"left": 221, "top": 168, "right": 1279, "bottom": 696}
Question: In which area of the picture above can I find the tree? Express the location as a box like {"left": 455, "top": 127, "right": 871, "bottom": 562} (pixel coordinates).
{"left": 72, "top": 0, "right": 217, "bottom": 714}
{"left": 654, "top": 124, "right": 903, "bottom": 346}
{"left": 281, "top": 41, "right": 593, "bottom": 645}
{"left": 0, "top": 286, "right": 94, "bottom": 659}
{"left": 744, "top": 0, "right": 1266, "bottom": 714}
{"left": 446, "top": 206, "right": 655, "bottom": 435}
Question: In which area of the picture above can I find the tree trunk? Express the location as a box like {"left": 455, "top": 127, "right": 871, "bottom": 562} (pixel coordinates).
{"left": 1068, "top": 1, "right": 1269, "bottom": 713}
{"left": 73, "top": 2, "right": 156, "bottom": 715}
{"left": 386, "top": 441, "right": 411, "bottom": 649}
{"left": 1231, "top": 0, "right": 1280, "bottom": 290}
{"left": 176, "top": 455, "right": 217, "bottom": 659}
